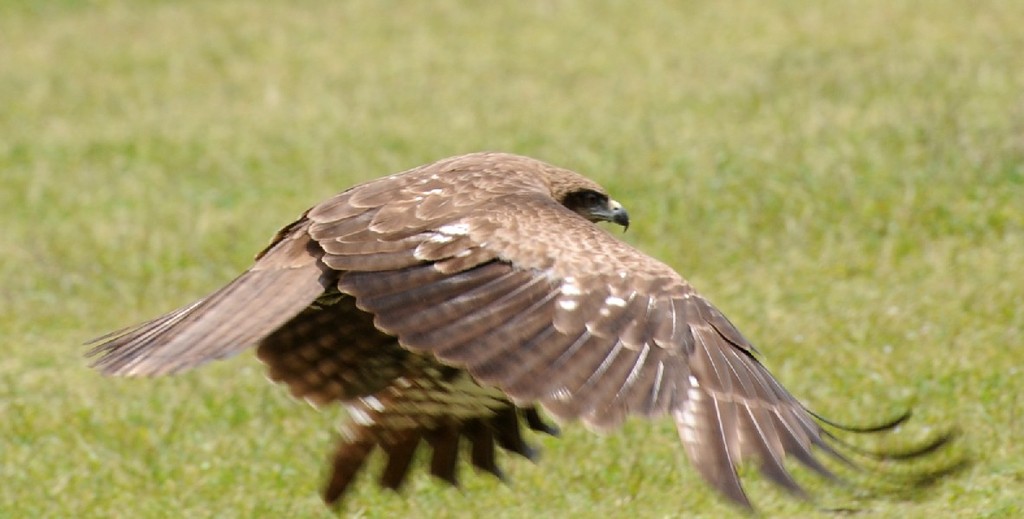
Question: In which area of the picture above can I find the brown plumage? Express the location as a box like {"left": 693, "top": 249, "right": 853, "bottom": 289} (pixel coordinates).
{"left": 88, "top": 152, "right": 953, "bottom": 511}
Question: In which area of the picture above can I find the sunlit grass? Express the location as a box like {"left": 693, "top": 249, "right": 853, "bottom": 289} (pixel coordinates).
{"left": 2, "top": 1, "right": 1022, "bottom": 517}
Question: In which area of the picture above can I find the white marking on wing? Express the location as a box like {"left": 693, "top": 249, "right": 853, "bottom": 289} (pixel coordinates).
{"left": 561, "top": 283, "right": 582, "bottom": 296}
{"left": 622, "top": 343, "right": 650, "bottom": 391}
{"left": 559, "top": 299, "right": 579, "bottom": 311}
{"left": 680, "top": 405, "right": 699, "bottom": 427}
{"left": 583, "top": 340, "right": 624, "bottom": 390}
{"left": 438, "top": 223, "right": 470, "bottom": 235}
{"left": 650, "top": 360, "right": 665, "bottom": 404}
{"left": 605, "top": 295, "right": 627, "bottom": 307}
{"left": 677, "top": 408, "right": 698, "bottom": 443}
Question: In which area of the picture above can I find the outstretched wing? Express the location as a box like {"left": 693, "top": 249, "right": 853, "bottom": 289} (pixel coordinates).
{"left": 308, "top": 187, "right": 895, "bottom": 509}
{"left": 88, "top": 219, "right": 335, "bottom": 376}
{"left": 86, "top": 153, "right": 540, "bottom": 376}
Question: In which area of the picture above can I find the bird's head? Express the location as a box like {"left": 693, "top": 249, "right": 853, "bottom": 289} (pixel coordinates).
{"left": 536, "top": 161, "right": 630, "bottom": 231}
{"left": 561, "top": 189, "right": 630, "bottom": 231}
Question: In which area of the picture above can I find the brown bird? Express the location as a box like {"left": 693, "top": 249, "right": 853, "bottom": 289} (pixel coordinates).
{"left": 89, "top": 152, "right": 951, "bottom": 510}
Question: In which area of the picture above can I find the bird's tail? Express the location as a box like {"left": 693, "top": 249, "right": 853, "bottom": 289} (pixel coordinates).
{"left": 322, "top": 364, "right": 559, "bottom": 506}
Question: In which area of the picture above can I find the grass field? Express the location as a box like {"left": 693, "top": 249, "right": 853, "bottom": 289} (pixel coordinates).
{"left": 2, "top": 1, "right": 1023, "bottom": 517}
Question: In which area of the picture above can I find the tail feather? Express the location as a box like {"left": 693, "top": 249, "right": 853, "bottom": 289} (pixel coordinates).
{"left": 322, "top": 361, "right": 558, "bottom": 506}
{"left": 324, "top": 438, "right": 376, "bottom": 505}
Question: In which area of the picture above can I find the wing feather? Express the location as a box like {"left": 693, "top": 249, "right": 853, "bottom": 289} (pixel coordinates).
{"left": 443, "top": 289, "right": 561, "bottom": 368}
{"left": 373, "top": 269, "right": 530, "bottom": 338}
{"left": 310, "top": 187, "right": 951, "bottom": 508}
{"left": 463, "top": 315, "right": 558, "bottom": 386}
{"left": 543, "top": 339, "right": 632, "bottom": 426}
{"left": 424, "top": 277, "right": 554, "bottom": 356}
{"left": 88, "top": 222, "right": 332, "bottom": 376}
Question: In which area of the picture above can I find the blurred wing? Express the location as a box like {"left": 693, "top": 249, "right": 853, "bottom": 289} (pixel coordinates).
{"left": 310, "top": 189, "right": 856, "bottom": 509}
{"left": 87, "top": 220, "right": 334, "bottom": 376}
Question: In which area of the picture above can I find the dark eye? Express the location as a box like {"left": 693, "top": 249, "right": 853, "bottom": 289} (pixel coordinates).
{"left": 562, "top": 189, "right": 606, "bottom": 212}
{"left": 582, "top": 191, "right": 603, "bottom": 205}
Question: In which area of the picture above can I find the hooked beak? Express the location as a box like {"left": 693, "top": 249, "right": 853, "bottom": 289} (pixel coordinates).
{"left": 598, "top": 199, "right": 630, "bottom": 231}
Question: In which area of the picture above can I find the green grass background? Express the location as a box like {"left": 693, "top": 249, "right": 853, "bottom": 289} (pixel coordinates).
{"left": 2, "top": 1, "right": 1022, "bottom": 517}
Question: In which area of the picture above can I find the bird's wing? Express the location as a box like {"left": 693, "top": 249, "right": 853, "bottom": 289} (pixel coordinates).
{"left": 308, "top": 188, "right": 880, "bottom": 509}
{"left": 87, "top": 153, "right": 548, "bottom": 376}
{"left": 87, "top": 219, "right": 335, "bottom": 376}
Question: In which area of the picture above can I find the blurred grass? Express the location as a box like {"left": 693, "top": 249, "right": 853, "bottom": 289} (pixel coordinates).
{"left": 2, "top": 0, "right": 1023, "bottom": 517}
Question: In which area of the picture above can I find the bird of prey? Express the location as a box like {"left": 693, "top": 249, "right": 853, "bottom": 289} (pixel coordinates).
{"left": 89, "top": 152, "right": 951, "bottom": 510}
